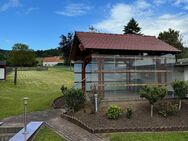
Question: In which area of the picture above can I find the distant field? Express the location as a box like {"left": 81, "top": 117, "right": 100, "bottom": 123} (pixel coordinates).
{"left": 108, "top": 132, "right": 188, "bottom": 141}
{"left": 0, "top": 67, "right": 73, "bottom": 119}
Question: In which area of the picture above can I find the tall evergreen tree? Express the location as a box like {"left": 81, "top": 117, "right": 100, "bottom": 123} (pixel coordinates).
{"left": 123, "top": 18, "right": 141, "bottom": 34}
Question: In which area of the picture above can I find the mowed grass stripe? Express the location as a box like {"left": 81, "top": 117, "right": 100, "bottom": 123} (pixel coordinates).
{"left": 0, "top": 67, "right": 73, "bottom": 119}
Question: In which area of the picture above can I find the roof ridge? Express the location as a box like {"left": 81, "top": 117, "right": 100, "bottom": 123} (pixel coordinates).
{"left": 75, "top": 31, "right": 155, "bottom": 37}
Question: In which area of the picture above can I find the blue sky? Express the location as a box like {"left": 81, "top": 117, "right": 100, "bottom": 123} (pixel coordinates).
{"left": 0, "top": 0, "right": 188, "bottom": 50}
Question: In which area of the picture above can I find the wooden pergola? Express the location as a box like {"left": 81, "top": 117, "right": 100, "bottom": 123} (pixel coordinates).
{"left": 70, "top": 32, "right": 180, "bottom": 97}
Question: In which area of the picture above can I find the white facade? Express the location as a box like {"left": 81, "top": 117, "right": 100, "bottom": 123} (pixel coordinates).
{"left": 173, "top": 66, "right": 188, "bottom": 81}
{"left": 0, "top": 68, "right": 5, "bottom": 80}
{"left": 184, "top": 67, "right": 188, "bottom": 80}
{"left": 43, "top": 61, "right": 60, "bottom": 66}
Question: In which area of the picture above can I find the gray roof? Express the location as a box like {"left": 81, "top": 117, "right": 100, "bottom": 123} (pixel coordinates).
{"left": 176, "top": 58, "right": 188, "bottom": 66}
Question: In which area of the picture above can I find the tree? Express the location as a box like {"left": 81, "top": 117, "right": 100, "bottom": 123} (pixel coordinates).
{"left": 35, "top": 48, "right": 61, "bottom": 57}
{"left": 8, "top": 43, "right": 36, "bottom": 67}
{"left": 0, "top": 53, "right": 5, "bottom": 61}
{"left": 158, "top": 28, "right": 184, "bottom": 58}
{"left": 171, "top": 80, "right": 188, "bottom": 110}
{"left": 139, "top": 85, "right": 167, "bottom": 117}
{"left": 59, "top": 33, "right": 73, "bottom": 65}
{"left": 0, "top": 49, "right": 9, "bottom": 61}
{"left": 123, "top": 18, "right": 141, "bottom": 34}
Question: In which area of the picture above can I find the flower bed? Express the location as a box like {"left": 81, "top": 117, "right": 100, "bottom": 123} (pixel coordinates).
{"left": 62, "top": 100, "right": 188, "bottom": 133}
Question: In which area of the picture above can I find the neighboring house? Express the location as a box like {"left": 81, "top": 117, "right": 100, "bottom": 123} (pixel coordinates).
{"left": 42, "top": 56, "right": 63, "bottom": 66}
{"left": 174, "top": 58, "right": 188, "bottom": 81}
{"left": 70, "top": 32, "right": 180, "bottom": 100}
{"left": 0, "top": 61, "right": 6, "bottom": 80}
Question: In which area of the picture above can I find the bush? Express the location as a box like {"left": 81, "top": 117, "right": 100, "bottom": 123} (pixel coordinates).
{"left": 63, "top": 88, "right": 85, "bottom": 112}
{"left": 158, "top": 101, "right": 178, "bottom": 117}
{"left": 107, "top": 105, "right": 122, "bottom": 119}
{"left": 171, "top": 80, "right": 188, "bottom": 110}
{"left": 126, "top": 105, "right": 133, "bottom": 119}
{"left": 139, "top": 85, "right": 167, "bottom": 117}
{"left": 61, "top": 85, "right": 68, "bottom": 94}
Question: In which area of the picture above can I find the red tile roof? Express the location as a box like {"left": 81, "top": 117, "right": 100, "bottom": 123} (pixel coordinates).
{"left": 75, "top": 32, "right": 180, "bottom": 52}
{"left": 42, "top": 56, "right": 63, "bottom": 62}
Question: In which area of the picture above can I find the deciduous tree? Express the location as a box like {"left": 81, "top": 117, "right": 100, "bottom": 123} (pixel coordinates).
{"left": 8, "top": 43, "right": 36, "bottom": 67}
{"left": 139, "top": 85, "right": 167, "bottom": 117}
{"left": 158, "top": 28, "right": 184, "bottom": 58}
{"left": 171, "top": 80, "right": 188, "bottom": 110}
{"left": 59, "top": 33, "right": 73, "bottom": 65}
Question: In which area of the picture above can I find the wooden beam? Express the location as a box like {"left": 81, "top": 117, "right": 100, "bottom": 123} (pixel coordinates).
{"left": 96, "top": 83, "right": 167, "bottom": 87}
{"left": 95, "top": 70, "right": 172, "bottom": 73}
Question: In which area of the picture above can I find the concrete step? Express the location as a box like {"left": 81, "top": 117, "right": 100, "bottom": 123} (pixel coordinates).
{"left": 0, "top": 127, "right": 22, "bottom": 134}
{"left": 0, "top": 133, "right": 15, "bottom": 141}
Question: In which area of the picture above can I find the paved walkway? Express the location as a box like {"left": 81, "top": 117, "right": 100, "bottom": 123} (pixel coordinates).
{"left": 2, "top": 109, "right": 105, "bottom": 141}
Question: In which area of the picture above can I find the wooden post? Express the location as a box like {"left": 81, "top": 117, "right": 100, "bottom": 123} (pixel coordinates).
{"left": 14, "top": 67, "right": 17, "bottom": 85}
{"left": 156, "top": 59, "right": 161, "bottom": 85}
{"left": 101, "top": 58, "right": 104, "bottom": 98}
{"left": 81, "top": 56, "right": 91, "bottom": 94}
{"left": 82, "top": 63, "right": 86, "bottom": 93}
{"left": 97, "top": 59, "right": 102, "bottom": 95}
{"left": 164, "top": 59, "right": 167, "bottom": 85}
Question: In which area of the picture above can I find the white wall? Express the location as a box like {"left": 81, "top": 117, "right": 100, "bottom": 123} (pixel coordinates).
{"left": 184, "top": 67, "right": 188, "bottom": 81}
{"left": 43, "top": 62, "right": 59, "bottom": 66}
{"left": 174, "top": 67, "right": 184, "bottom": 81}
{"left": 0, "top": 68, "right": 5, "bottom": 80}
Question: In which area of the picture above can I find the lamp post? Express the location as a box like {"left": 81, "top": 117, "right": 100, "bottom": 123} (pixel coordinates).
{"left": 23, "top": 97, "right": 29, "bottom": 135}
{"left": 94, "top": 93, "right": 98, "bottom": 112}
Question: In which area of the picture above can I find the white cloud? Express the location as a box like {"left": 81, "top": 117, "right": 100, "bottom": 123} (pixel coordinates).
{"left": 25, "top": 7, "right": 39, "bottom": 15}
{"left": 94, "top": 0, "right": 188, "bottom": 46}
{"left": 154, "top": 0, "right": 166, "bottom": 5}
{"left": 55, "top": 3, "right": 92, "bottom": 16}
{"left": 172, "top": 0, "right": 188, "bottom": 9}
{"left": 95, "top": 1, "right": 153, "bottom": 33}
{"left": 0, "top": 0, "right": 21, "bottom": 12}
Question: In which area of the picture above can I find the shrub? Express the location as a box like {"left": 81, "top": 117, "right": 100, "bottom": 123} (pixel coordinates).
{"left": 158, "top": 101, "right": 178, "bottom": 117}
{"left": 61, "top": 85, "right": 68, "bottom": 94}
{"left": 63, "top": 88, "right": 85, "bottom": 112}
{"left": 107, "top": 105, "right": 122, "bottom": 119}
{"left": 171, "top": 80, "right": 188, "bottom": 110}
{"left": 126, "top": 105, "right": 133, "bottom": 119}
{"left": 139, "top": 85, "right": 167, "bottom": 117}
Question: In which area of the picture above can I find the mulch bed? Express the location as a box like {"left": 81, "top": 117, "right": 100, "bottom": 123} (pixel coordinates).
{"left": 63, "top": 99, "right": 188, "bottom": 132}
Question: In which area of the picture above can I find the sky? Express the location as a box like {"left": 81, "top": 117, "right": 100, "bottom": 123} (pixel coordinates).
{"left": 0, "top": 0, "right": 188, "bottom": 50}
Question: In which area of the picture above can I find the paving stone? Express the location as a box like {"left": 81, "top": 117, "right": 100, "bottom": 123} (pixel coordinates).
{"left": 2, "top": 109, "right": 105, "bottom": 141}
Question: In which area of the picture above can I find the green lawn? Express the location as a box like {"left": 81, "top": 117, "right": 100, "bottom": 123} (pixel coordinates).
{"left": 34, "top": 126, "right": 65, "bottom": 141}
{"left": 108, "top": 132, "right": 188, "bottom": 141}
{"left": 0, "top": 67, "right": 73, "bottom": 119}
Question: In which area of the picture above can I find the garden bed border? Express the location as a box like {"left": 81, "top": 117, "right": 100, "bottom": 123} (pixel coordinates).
{"left": 61, "top": 114, "right": 188, "bottom": 133}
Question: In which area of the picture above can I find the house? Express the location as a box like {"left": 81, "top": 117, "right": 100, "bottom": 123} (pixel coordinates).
{"left": 42, "top": 56, "right": 63, "bottom": 66}
{"left": 174, "top": 58, "right": 188, "bottom": 81}
{"left": 0, "top": 61, "right": 6, "bottom": 80}
{"left": 70, "top": 32, "right": 180, "bottom": 100}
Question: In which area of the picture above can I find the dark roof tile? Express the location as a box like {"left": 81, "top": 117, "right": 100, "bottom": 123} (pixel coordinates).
{"left": 75, "top": 32, "right": 180, "bottom": 52}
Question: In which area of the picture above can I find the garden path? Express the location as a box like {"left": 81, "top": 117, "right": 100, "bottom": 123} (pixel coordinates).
{"left": 2, "top": 109, "right": 105, "bottom": 141}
